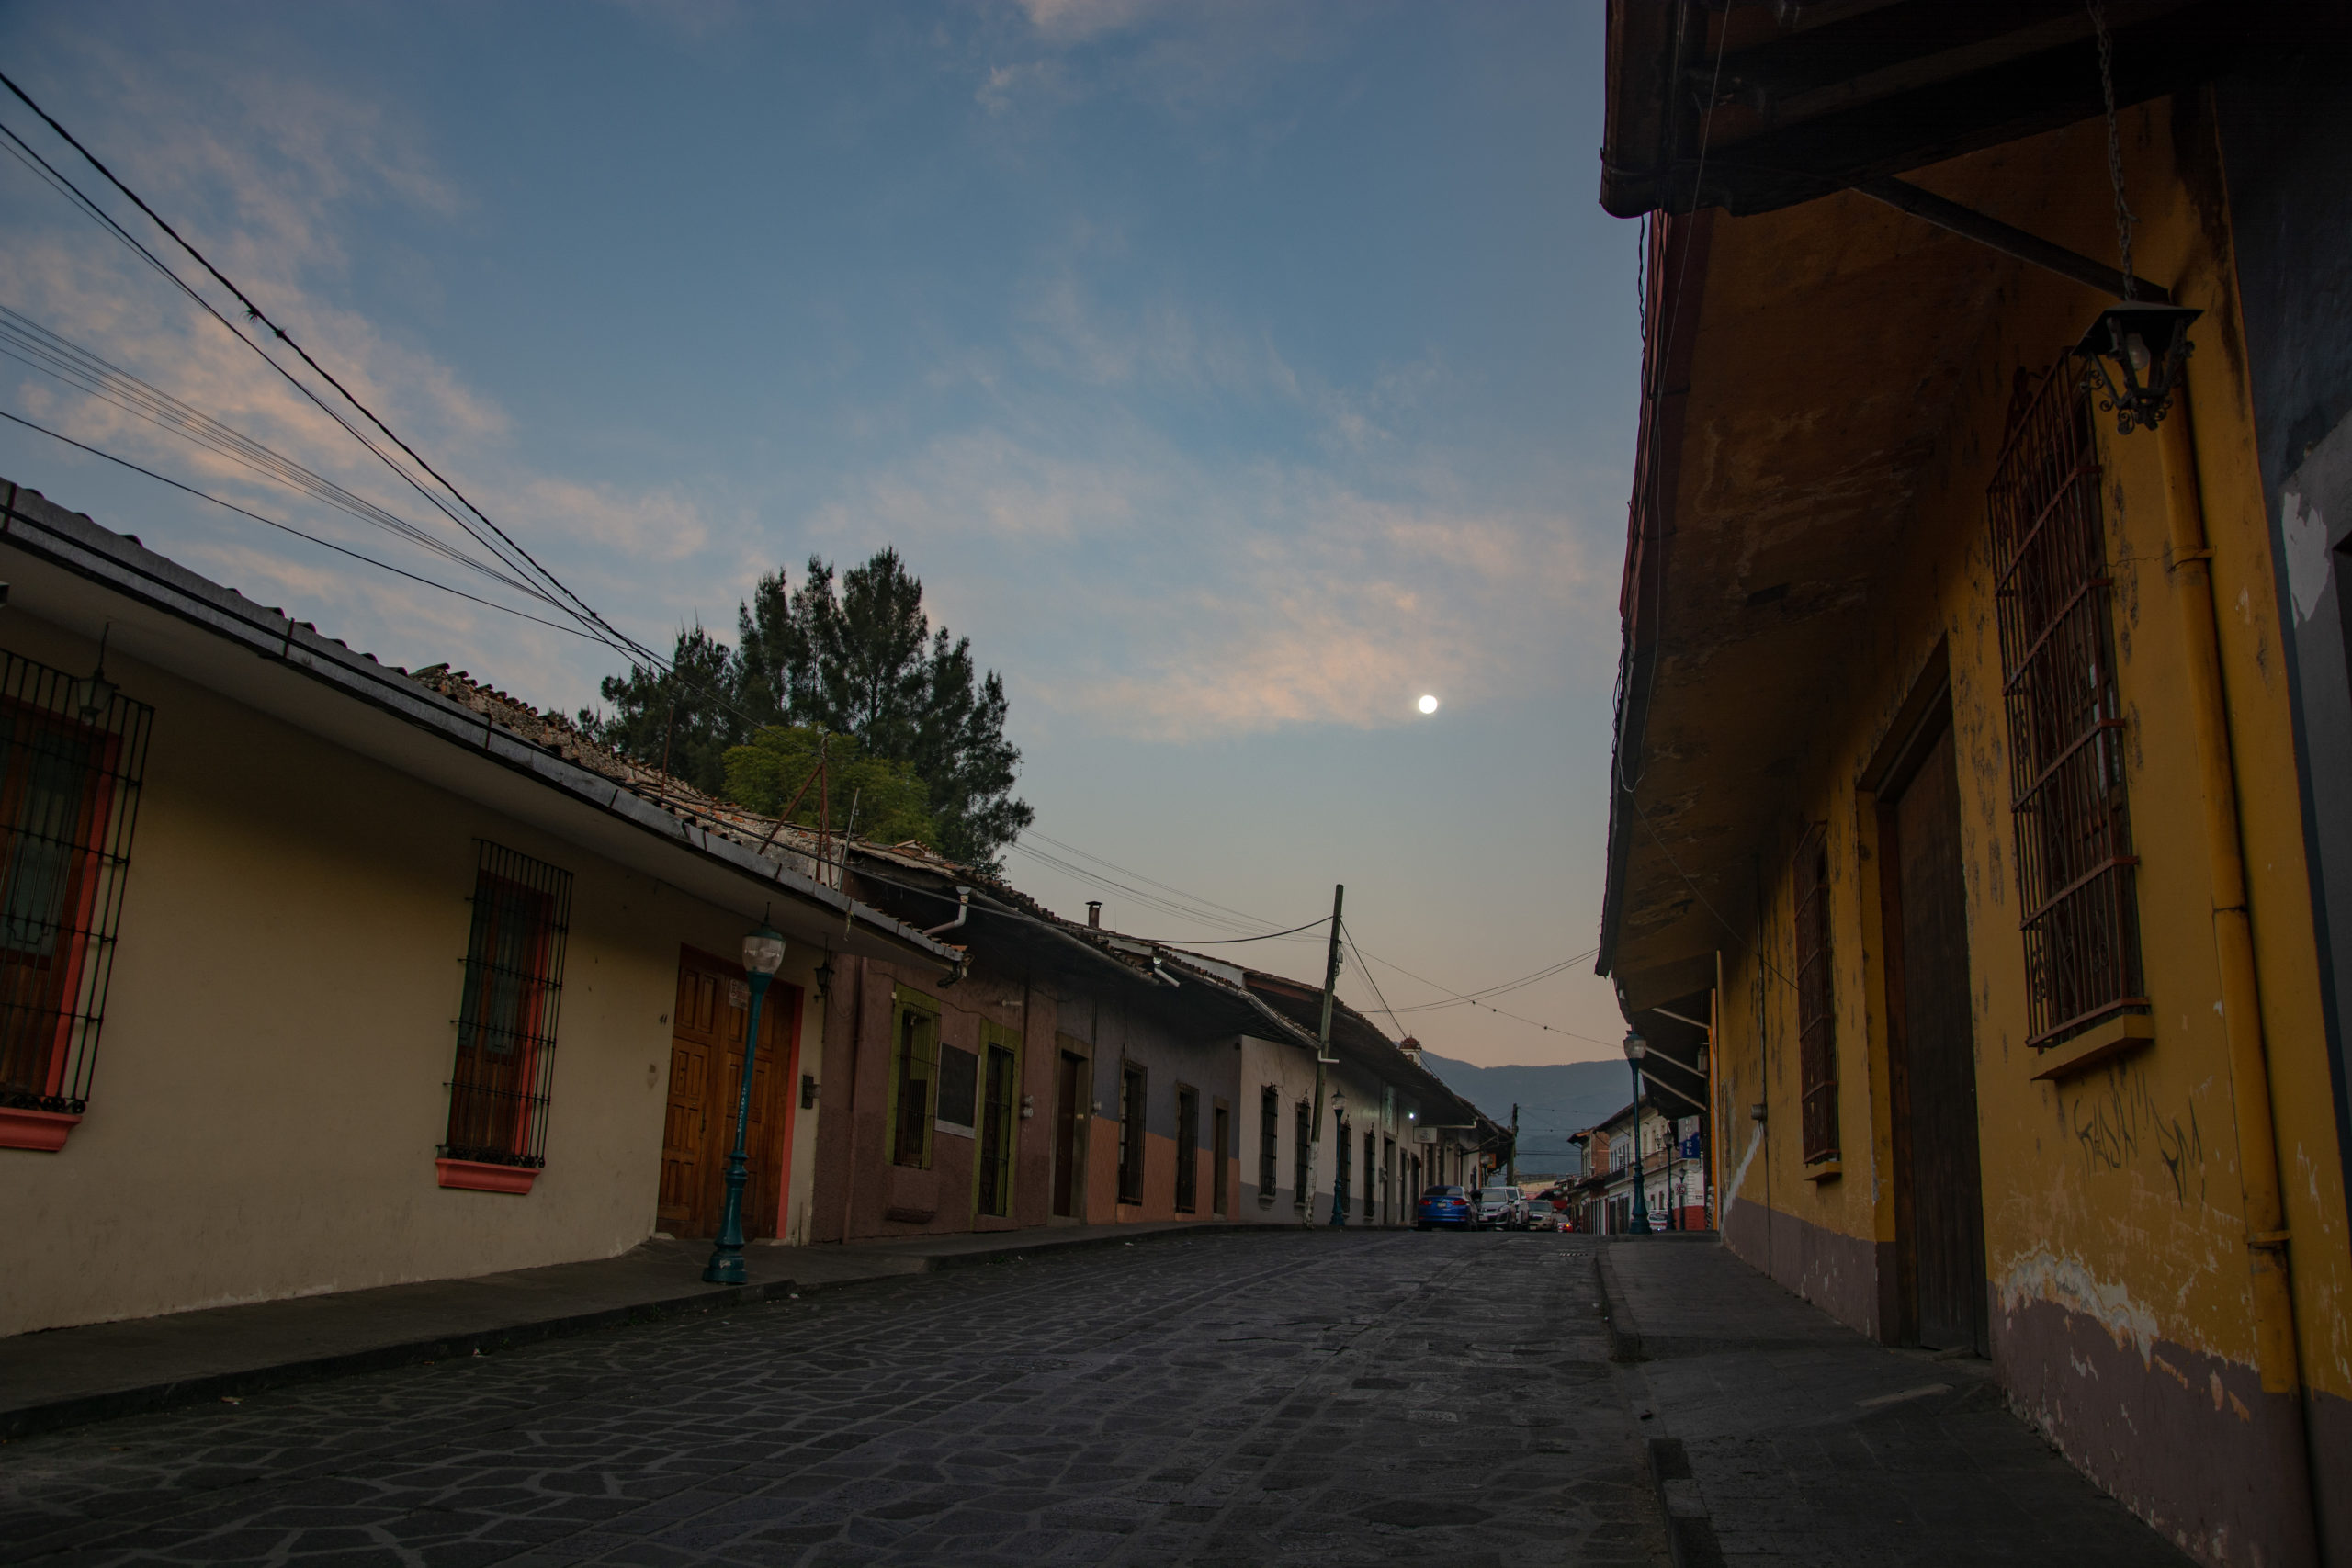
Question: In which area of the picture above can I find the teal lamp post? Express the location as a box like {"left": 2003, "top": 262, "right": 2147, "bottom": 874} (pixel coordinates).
{"left": 1623, "top": 1029, "right": 1651, "bottom": 1237}
{"left": 703, "top": 922, "right": 787, "bottom": 1286}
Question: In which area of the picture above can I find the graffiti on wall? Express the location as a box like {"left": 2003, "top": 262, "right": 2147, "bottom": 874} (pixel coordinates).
{"left": 2066, "top": 1056, "right": 2206, "bottom": 1207}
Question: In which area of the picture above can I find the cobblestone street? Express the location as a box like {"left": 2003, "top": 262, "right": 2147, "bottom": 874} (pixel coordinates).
{"left": 0, "top": 1232, "right": 1664, "bottom": 1568}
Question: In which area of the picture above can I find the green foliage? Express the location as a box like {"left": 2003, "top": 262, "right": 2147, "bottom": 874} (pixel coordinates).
{"left": 576, "top": 621, "right": 741, "bottom": 797}
{"left": 722, "top": 727, "right": 937, "bottom": 850}
{"left": 581, "top": 547, "right": 1033, "bottom": 870}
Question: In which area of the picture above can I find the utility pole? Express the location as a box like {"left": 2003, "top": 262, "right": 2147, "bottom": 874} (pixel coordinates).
{"left": 1509, "top": 1103, "right": 1519, "bottom": 1185}
{"left": 1308, "top": 884, "right": 1344, "bottom": 1226}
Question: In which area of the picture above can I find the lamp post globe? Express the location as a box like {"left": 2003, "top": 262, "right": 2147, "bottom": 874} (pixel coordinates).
{"left": 704, "top": 922, "right": 786, "bottom": 1286}
{"left": 1623, "top": 1030, "right": 1651, "bottom": 1237}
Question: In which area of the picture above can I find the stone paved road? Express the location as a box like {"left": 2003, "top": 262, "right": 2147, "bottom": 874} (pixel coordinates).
{"left": 0, "top": 1232, "right": 1666, "bottom": 1568}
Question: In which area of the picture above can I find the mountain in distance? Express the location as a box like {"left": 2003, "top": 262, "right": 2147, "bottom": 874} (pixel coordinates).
{"left": 1420, "top": 1053, "right": 1630, "bottom": 1173}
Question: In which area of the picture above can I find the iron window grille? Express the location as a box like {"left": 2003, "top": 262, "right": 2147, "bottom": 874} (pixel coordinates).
{"left": 1173, "top": 1083, "right": 1200, "bottom": 1213}
{"left": 1292, "top": 1099, "right": 1311, "bottom": 1209}
{"left": 890, "top": 997, "right": 939, "bottom": 1168}
{"left": 1117, "top": 1062, "right": 1146, "bottom": 1203}
{"left": 1259, "top": 1084, "right": 1280, "bottom": 1197}
{"left": 1793, "top": 823, "right": 1839, "bottom": 1164}
{"left": 1990, "top": 363, "right": 2146, "bottom": 1052}
{"left": 976, "top": 1037, "right": 1016, "bottom": 1217}
{"left": 0, "top": 649, "right": 151, "bottom": 1116}
{"left": 441, "top": 842, "right": 571, "bottom": 1169}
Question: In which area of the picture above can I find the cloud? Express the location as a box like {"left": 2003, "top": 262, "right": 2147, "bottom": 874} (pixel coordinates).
{"left": 801, "top": 417, "right": 1611, "bottom": 743}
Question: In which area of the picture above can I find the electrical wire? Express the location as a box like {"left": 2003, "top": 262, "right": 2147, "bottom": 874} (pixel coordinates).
{"left": 0, "top": 305, "right": 561, "bottom": 603}
{"left": 1023, "top": 828, "right": 1278, "bottom": 930}
{"left": 0, "top": 71, "right": 643, "bottom": 666}
{"left": 1346, "top": 941, "right": 1623, "bottom": 1051}
{"left": 0, "top": 112, "right": 589, "bottom": 647}
{"left": 0, "top": 407, "right": 605, "bottom": 639}
{"left": 1386, "top": 949, "right": 1597, "bottom": 1012}
{"left": 1338, "top": 920, "right": 1406, "bottom": 1040}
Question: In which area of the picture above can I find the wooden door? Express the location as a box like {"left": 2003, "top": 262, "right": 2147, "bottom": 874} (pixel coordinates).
{"left": 1883, "top": 716, "right": 1990, "bottom": 1354}
{"left": 662, "top": 949, "right": 798, "bottom": 1240}
{"left": 1053, "top": 1050, "right": 1085, "bottom": 1217}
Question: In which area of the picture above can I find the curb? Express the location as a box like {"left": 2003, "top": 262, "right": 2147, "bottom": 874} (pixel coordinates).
{"left": 1594, "top": 1247, "right": 1646, "bottom": 1362}
{"left": 1646, "top": 1437, "right": 1726, "bottom": 1568}
{"left": 0, "top": 1276, "right": 801, "bottom": 1444}
{"left": 1, "top": 1222, "right": 1330, "bottom": 1443}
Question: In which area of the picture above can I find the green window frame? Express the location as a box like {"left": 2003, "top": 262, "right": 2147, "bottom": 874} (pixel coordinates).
{"left": 887, "top": 987, "right": 941, "bottom": 1169}
{"left": 973, "top": 1021, "right": 1021, "bottom": 1218}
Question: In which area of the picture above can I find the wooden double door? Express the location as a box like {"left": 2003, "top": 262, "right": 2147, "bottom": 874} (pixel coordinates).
{"left": 659, "top": 946, "right": 801, "bottom": 1240}
{"left": 1881, "top": 709, "right": 1990, "bottom": 1355}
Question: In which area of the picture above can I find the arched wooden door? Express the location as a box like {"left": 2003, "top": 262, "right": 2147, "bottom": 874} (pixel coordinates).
{"left": 658, "top": 946, "right": 800, "bottom": 1239}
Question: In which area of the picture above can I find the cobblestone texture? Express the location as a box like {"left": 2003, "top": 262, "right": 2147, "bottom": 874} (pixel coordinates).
{"left": 0, "top": 1232, "right": 1664, "bottom": 1567}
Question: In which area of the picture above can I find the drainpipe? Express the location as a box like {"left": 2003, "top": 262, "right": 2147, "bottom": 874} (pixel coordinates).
{"left": 925, "top": 885, "right": 971, "bottom": 937}
{"left": 2157, "top": 391, "right": 2320, "bottom": 1558}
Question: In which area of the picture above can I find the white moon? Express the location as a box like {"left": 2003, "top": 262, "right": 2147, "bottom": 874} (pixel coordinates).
{"left": 1417, "top": 694, "right": 1440, "bottom": 715}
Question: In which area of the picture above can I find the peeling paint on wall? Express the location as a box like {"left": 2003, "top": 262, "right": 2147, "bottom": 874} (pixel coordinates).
{"left": 1999, "top": 1247, "right": 2166, "bottom": 1364}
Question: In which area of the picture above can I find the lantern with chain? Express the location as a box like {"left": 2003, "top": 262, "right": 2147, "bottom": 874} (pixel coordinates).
{"left": 2075, "top": 0, "right": 2199, "bottom": 434}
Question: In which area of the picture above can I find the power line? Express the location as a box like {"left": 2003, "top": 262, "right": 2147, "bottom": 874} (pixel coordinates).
{"left": 0, "top": 70, "right": 642, "bottom": 666}
{"left": 0, "top": 408, "right": 605, "bottom": 640}
{"left": 1339, "top": 919, "right": 1406, "bottom": 1040}
{"left": 1348, "top": 941, "right": 1623, "bottom": 1051}
{"left": 0, "top": 305, "right": 560, "bottom": 604}
{"left": 0, "top": 110, "right": 588, "bottom": 649}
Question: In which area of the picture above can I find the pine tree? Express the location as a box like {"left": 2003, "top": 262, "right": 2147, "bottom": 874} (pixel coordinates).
{"left": 588, "top": 548, "right": 1033, "bottom": 869}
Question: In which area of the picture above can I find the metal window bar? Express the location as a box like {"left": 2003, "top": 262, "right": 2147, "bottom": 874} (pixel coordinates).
{"left": 1173, "top": 1085, "right": 1200, "bottom": 1213}
{"left": 0, "top": 650, "right": 152, "bottom": 1116}
{"left": 1259, "top": 1085, "right": 1279, "bottom": 1194}
{"left": 1118, "top": 1065, "right": 1147, "bottom": 1203}
{"left": 1989, "top": 364, "right": 2147, "bottom": 1052}
{"left": 1793, "top": 824, "right": 1839, "bottom": 1164}
{"left": 441, "top": 841, "right": 571, "bottom": 1168}
{"left": 1292, "top": 1099, "right": 1311, "bottom": 1209}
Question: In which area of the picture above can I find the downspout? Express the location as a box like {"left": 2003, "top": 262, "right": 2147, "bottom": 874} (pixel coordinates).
{"left": 2158, "top": 391, "right": 2320, "bottom": 1555}
{"left": 924, "top": 885, "right": 971, "bottom": 936}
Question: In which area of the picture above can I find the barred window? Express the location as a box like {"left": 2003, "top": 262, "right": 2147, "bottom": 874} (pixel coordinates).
{"left": 975, "top": 1032, "right": 1017, "bottom": 1217}
{"left": 1292, "top": 1098, "right": 1311, "bottom": 1209}
{"left": 889, "top": 991, "right": 939, "bottom": 1168}
{"left": 1793, "top": 823, "right": 1839, "bottom": 1164}
{"left": 1259, "top": 1084, "right": 1280, "bottom": 1197}
{"left": 442, "top": 842, "right": 571, "bottom": 1169}
{"left": 0, "top": 649, "right": 150, "bottom": 1140}
{"left": 1117, "top": 1062, "right": 1147, "bottom": 1203}
{"left": 1990, "top": 365, "right": 2145, "bottom": 1051}
{"left": 1173, "top": 1083, "right": 1200, "bottom": 1213}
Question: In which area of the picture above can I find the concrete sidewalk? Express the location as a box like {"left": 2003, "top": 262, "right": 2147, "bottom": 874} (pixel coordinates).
{"left": 1597, "top": 1235, "right": 2195, "bottom": 1568}
{"left": 0, "top": 1220, "right": 1270, "bottom": 1442}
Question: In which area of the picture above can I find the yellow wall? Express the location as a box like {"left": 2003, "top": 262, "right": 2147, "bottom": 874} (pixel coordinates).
{"left": 1698, "top": 100, "right": 2347, "bottom": 1562}
{"left": 1, "top": 613, "right": 829, "bottom": 1336}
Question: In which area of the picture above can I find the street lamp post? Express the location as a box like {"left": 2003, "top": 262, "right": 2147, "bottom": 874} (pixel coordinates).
{"left": 703, "top": 922, "right": 788, "bottom": 1286}
{"left": 1623, "top": 1029, "right": 1650, "bottom": 1237}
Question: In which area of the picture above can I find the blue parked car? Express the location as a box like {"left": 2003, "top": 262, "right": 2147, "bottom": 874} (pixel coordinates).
{"left": 1415, "top": 1184, "right": 1476, "bottom": 1231}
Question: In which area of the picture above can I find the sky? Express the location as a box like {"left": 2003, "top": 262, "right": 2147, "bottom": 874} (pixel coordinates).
{"left": 0, "top": 0, "right": 1642, "bottom": 1066}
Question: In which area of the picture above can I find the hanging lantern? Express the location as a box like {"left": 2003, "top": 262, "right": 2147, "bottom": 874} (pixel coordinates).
{"left": 2077, "top": 301, "right": 2199, "bottom": 434}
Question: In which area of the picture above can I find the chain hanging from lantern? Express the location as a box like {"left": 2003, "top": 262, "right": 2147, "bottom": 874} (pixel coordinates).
{"left": 2075, "top": 0, "right": 2199, "bottom": 434}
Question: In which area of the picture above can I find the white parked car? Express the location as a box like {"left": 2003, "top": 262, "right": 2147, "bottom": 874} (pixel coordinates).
{"left": 1476, "top": 1185, "right": 1523, "bottom": 1229}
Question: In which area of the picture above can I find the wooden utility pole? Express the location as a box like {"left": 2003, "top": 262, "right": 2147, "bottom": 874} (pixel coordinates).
{"left": 1307, "top": 884, "right": 1343, "bottom": 1226}
{"left": 1509, "top": 1102, "right": 1519, "bottom": 1185}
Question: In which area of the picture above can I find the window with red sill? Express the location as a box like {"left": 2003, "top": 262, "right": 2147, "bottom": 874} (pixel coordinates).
{"left": 0, "top": 649, "right": 151, "bottom": 1154}
{"left": 436, "top": 841, "right": 571, "bottom": 1192}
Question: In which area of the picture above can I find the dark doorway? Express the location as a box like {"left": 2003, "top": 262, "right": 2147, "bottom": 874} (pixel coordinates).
{"left": 1881, "top": 709, "right": 1990, "bottom": 1355}
{"left": 1052, "top": 1048, "right": 1086, "bottom": 1218}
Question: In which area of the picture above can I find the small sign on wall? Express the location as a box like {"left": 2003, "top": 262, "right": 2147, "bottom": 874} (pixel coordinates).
{"left": 728, "top": 980, "right": 750, "bottom": 1010}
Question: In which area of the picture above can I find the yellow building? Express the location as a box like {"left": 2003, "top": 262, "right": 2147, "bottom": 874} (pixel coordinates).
{"left": 1594, "top": 6, "right": 2349, "bottom": 1563}
{"left": 0, "top": 479, "right": 958, "bottom": 1337}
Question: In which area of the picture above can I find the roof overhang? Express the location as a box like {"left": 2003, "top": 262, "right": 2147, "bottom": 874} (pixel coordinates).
{"left": 1600, "top": 0, "right": 2243, "bottom": 220}
{"left": 0, "top": 479, "right": 961, "bottom": 972}
{"left": 1594, "top": 109, "right": 2175, "bottom": 1011}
